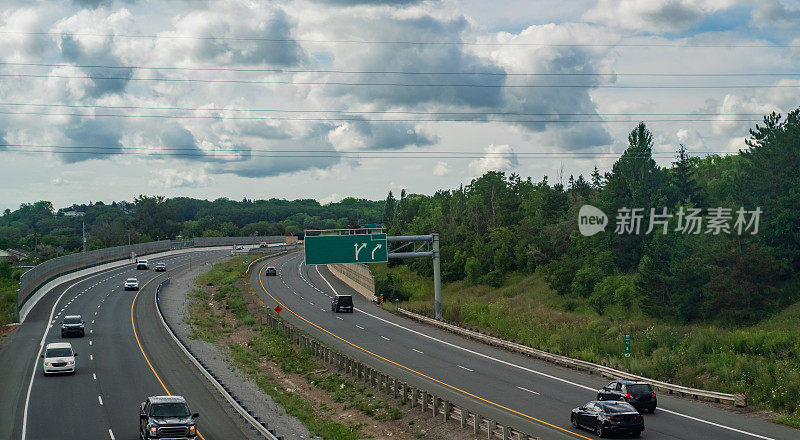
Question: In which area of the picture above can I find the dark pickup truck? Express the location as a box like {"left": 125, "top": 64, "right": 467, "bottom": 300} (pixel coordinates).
{"left": 140, "top": 395, "right": 199, "bottom": 440}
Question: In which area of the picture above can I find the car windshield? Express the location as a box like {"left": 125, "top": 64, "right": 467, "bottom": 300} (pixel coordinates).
{"left": 127, "top": 278, "right": 137, "bottom": 282}
{"left": 338, "top": 296, "right": 353, "bottom": 305}
{"left": 150, "top": 403, "right": 190, "bottom": 417}
{"left": 602, "top": 402, "right": 636, "bottom": 413}
{"left": 63, "top": 317, "right": 81, "bottom": 324}
{"left": 45, "top": 348, "right": 72, "bottom": 357}
{"left": 628, "top": 384, "right": 653, "bottom": 394}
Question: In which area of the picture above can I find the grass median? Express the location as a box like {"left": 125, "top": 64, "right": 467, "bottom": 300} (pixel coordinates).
{"left": 188, "top": 255, "right": 451, "bottom": 440}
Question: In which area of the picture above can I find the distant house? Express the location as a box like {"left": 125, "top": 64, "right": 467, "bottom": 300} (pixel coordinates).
{"left": 0, "top": 250, "right": 14, "bottom": 264}
{"left": 4, "top": 249, "right": 30, "bottom": 262}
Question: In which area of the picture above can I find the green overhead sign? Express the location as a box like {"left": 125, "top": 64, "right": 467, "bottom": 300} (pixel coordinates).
{"left": 304, "top": 233, "right": 388, "bottom": 265}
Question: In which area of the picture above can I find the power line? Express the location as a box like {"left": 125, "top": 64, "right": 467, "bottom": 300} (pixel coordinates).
{"left": 1, "top": 31, "right": 797, "bottom": 48}
{"left": 3, "top": 61, "right": 798, "bottom": 77}
{"left": 0, "top": 102, "right": 774, "bottom": 117}
{"left": 1, "top": 73, "right": 797, "bottom": 89}
{"left": 0, "top": 109, "right": 761, "bottom": 123}
{"left": 0, "top": 144, "right": 731, "bottom": 159}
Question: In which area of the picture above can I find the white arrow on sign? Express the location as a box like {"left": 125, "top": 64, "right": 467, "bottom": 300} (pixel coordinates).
{"left": 371, "top": 243, "right": 382, "bottom": 259}
{"left": 354, "top": 243, "right": 367, "bottom": 260}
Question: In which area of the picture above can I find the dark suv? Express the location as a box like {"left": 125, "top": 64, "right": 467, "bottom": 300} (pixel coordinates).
{"left": 140, "top": 395, "right": 199, "bottom": 440}
{"left": 597, "top": 380, "right": 657, "bottom": 413}
{"left": 331, "top": 294, "right": 354, "bottom": 313}
{"left": 61, "top": 315, "right": 85, "bottom": 337}
{"left": 265, "top": 266, "right": 277, "bottom": 276}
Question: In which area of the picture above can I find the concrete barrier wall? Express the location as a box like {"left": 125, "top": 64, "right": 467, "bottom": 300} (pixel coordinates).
{"left": 193, "top": 236, "right": 285, "bottom": 247}
{"left": 16, "top": 240, "right": 172, "bottom": 319}
{"left": 15, "top": 235, "right": 284, "bottom": 322}
{"left": 327, "top": 263, "right": 375, "bottom": 300}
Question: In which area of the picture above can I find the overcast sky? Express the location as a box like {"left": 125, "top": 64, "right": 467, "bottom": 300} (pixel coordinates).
{"left": 1, "top": 0, "right": 799, "bottom": 211}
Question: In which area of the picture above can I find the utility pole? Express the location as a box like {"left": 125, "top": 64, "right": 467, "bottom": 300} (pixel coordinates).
{"left": 82, "top": 218, "right": 86, "bottom": 252}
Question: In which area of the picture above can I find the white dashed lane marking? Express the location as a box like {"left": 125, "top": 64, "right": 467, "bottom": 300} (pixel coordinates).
{"left": 356, "top": 325, "right": 365, "bottom": 330}
{"left": 98, "top": 396, "right": 103, "bottom": 405}
{"left": 381, "top": 336, "right": 390, "bottom": 341}
{"left": 458, "top": 365, "right": 474, "bottom": 372}
{"left": 336, "top": 316, "right": 343, "bottom": 320}
{"left": 93, "top": 373, "right": 97, "bottom": 380}
{"left": 517, "top": 386, "right": 540, "bottom": 395}
{"left": 412, "top": 348, "right": 424, "bottom": 354}
{"left": 90, "top": 354, "right": 93, "bottom": 360}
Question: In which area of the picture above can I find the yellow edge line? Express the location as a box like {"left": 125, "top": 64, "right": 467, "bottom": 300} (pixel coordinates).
{"left": 131, "top": 262, "right": 206, "bottom": 440}
{"left": 256, "top": 257, "right": 593, "bottom": 440}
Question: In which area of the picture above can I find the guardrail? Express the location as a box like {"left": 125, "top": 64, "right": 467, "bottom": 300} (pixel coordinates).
{"left": 397, "top": 308, "right": 747, "bottom": 407}
{"left": 260, "top": 311, "right": 542, "bottom": 440}
{"left": 154, "top": 277, "right": 282, "bottom": 440}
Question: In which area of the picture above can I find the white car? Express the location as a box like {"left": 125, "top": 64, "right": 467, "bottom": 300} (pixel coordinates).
{"left": 124, "top": 278, "right": 139, "bottom": 291}
{"left": 42, "top": 342, "right": 76, "bottom": 375}
{"left": 137, "top": 259, "right": 149, "bottom": 270}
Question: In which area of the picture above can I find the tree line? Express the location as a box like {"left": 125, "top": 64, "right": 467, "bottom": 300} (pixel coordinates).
{"left": 0, "top": 196, "right": 383, "bottom": 261}
{"left": 383, "top": 109, "right": 800, "bottom": 324}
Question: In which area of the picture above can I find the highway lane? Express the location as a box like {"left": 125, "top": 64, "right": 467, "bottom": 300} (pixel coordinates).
{"left": 253, "top": 252, "right": 800, "bottom": 440}
{"left": 2, "top": 249, "right": 259, "bottom": 440}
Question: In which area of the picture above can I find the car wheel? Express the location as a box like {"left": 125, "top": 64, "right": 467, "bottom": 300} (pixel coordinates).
{"left": 595, "top": 423, "right": 605, "bottom": 438}
{"left": 649, "top": 406, "right": 656, "bottom": 414}
{"left": 571, "top": 415, "right": 578, "bottom": 428}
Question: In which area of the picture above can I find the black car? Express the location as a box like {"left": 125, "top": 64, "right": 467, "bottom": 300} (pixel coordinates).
{"left": 597, "top": 380, "right": 657, "bottom": 413}
{"left": 331, "top": 294, "right": 354, "bottom": 313}
{"left": 140, "top": 395, "right": 199, "bottom": 440}
{"left": 571, "top": 400, "right": 644, "bottom": 438}
{"left": 154, "top": 262, "right": 166, "bottom": 272}
{"left": 265, "top": 266, "right": 277, "bottom": 276}
{"left": 61, "top": 315, "right": 85, "bottom": 337}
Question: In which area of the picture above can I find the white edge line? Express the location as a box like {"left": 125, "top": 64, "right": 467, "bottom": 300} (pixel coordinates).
{"left": 108, "top": 429, "right": 114, "bottom": 440}
{"left": 309, "top": 259, "right": 775, "bottom": 440}
{"left": 21, "top": 264, "right": 122, "bottom": 440}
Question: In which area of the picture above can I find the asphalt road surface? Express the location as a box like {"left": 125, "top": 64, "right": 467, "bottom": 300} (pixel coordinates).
{"left": 252, "top": 252, "right": 800, "bottom": 440}
{"left": 0, "top": 249, "right": 259, "bottom": 440}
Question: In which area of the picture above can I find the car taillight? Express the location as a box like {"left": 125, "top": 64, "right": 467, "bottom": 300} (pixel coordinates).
{"left": 652, "top": 391, "right": 657, "bottom": 398}
{"left": 607, "top": 415, "right": 620, "bottom": 421}
{"left": 625, "top": 393, "right": 633, "bottom": 400}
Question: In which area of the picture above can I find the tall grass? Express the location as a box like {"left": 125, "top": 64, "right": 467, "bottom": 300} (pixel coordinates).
{"left": 0, "top": 277, "right": 19, "bottom": 325}
{"left": 372, "top": 264, "right": 800, "bottom": 421}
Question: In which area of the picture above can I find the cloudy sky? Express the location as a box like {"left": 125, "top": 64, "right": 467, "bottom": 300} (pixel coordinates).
{"left": 1, "top": 0, "right": 799, "bottom": 211}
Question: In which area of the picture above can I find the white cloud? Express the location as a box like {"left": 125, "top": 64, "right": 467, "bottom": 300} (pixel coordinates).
{"left": 432, "top": 161, "right": 450, "bottom": 176}
{"left": 582, "top": 0, "right": 741, "bottom": 34}
{"left": 152, "top": 168, "right": 212, "bottom": 188}
{"left": 468, "top": 144, "right": 518, "bottom": 176}
{"left": 319, "top": 193, "right": 341, "bottom": 204}
{"left": 50, "top": 176, "right": 68, "bottom": 185}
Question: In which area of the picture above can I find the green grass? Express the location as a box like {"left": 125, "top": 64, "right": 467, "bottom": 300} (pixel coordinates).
{"left": 229, "top": 337, "right": 363, "bottom": 440}
{"left": 373, "top": 263, "right": 800, "bottom": 422}
{"left": 0, "top": 277, "right": 19, "bottom": 325}
{"left": 189, "top": 256, "right": 408, "bottom": 440}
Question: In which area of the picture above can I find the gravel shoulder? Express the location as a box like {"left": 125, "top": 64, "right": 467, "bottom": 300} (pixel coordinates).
{"left": 158, "top": 254, "right": 314, "bottom": 440}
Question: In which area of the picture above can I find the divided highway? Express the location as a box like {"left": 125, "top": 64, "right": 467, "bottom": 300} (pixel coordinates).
{"left": 253, "top": 252, "right": 799, "bottom": 440}
{"left": 0, "top": 249, "right": 258, "bottom": 440}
